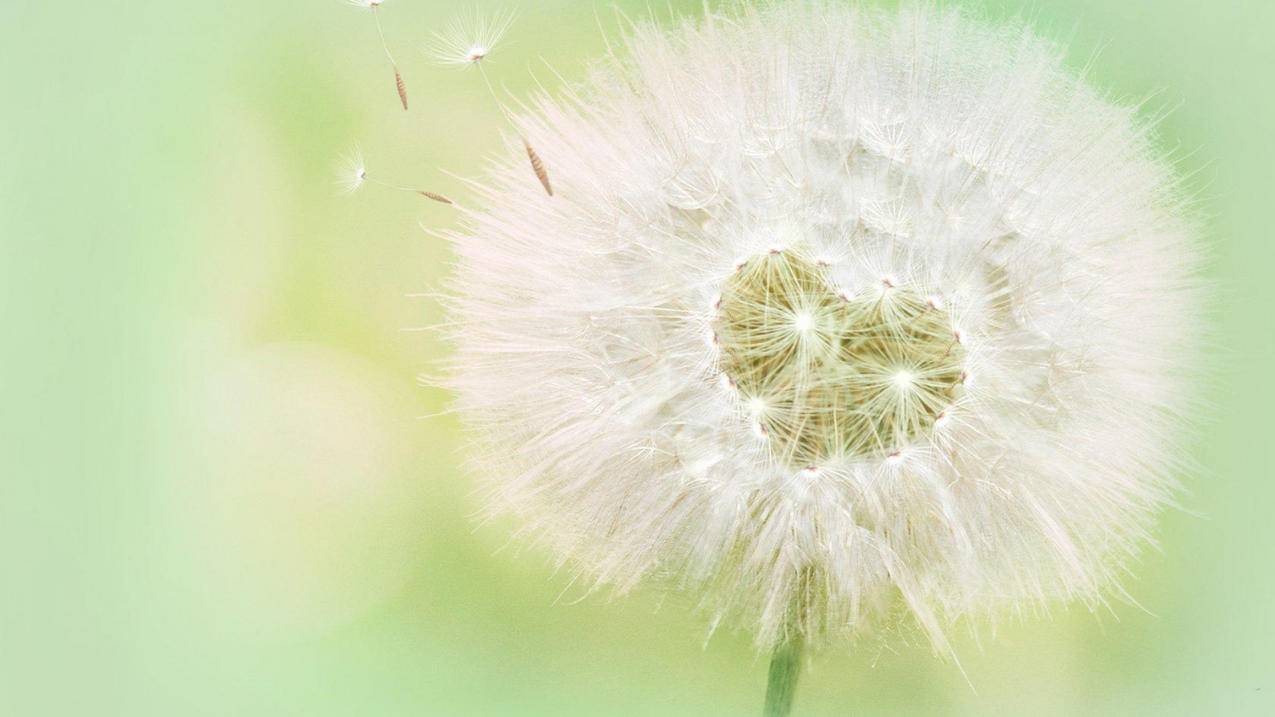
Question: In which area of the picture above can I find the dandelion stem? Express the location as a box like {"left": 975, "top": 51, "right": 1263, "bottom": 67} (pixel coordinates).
{"left": 764, "top": 568, "right": 812, "bottom": 717}
{"left": 763, "top": 630, "right": 804, "bottom": 717}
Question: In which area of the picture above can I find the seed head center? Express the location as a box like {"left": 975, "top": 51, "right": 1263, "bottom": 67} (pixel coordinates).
{"left": 714, "top": 250, "right": 966, "bottom": 466}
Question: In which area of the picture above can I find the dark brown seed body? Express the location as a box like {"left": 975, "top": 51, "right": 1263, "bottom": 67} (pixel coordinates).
{"left": 394, "top": 67, "right": 408, "bottom": 110}
{"left": 418, "top": 190, "right": 454, "bottom": 205}
{"left": 524, "top": 140, "right": 553, "bottom": 196}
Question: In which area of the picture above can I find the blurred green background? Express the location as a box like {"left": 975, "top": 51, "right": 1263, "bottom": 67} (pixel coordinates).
{"left": 2, "top": 0, "right": 1271, "bottom": 714}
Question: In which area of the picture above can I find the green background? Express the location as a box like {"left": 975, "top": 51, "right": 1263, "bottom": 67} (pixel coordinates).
{"left": 3, "top": 0, "right": 1271, "bottom": 714}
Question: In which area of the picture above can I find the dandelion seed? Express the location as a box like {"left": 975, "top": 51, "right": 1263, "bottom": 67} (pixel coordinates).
{"left": 427, "top": 9, "right": 553, "bottom": 197}
{"left": 335, "top": 148, "right": 453, "bottom": 206}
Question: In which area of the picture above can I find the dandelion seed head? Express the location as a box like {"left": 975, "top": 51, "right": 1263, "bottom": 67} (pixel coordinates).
{"left": 444, "top": 2, "right": 1202, "bottom": 653}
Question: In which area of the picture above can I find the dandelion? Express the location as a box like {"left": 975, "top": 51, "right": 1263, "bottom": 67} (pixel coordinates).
{"left": 349, "top": 0, "right": 408, "bottom": 110}
{"left": 336, "top": 148, "right": 454, "bottom": 206}
{"left": 441, "top": 3, "right": 1200, "bottom": 714}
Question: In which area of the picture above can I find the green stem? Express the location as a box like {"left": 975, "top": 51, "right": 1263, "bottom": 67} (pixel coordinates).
{"left": 763, "top": 631, "right": 804, "bottom": 717}
{"left": 765, "top": 568, "right": 813, "bottom": 716}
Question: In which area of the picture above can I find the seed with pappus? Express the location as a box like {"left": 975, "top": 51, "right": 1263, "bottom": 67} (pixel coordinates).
{"left": 336, "top": 148, "right": 454, "bottom": 205}
{"left": 440, "top": 1, "right": 1201, "bottom": 711}
{"left": 425, "top": 8, "right": 555, "bottom": 197}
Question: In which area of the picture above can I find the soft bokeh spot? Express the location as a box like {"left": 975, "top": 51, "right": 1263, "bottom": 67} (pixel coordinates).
{"left": 167, "top": 340, "right": 429, "bottom": 639}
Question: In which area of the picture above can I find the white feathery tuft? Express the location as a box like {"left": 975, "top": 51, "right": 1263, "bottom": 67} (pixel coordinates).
{"left": 426, "top": 7, "right": 516, "bottom": 68}
{"left": 441, "top": 2, "right": 1202, "bottom": 653}
{"left": 336, "top": 148, "right": 368, "bottom": 195}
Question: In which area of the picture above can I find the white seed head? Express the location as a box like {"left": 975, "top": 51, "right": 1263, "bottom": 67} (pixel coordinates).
{"left": 444, "top": 3, "right": 1202, "bottom": 653}
{"left": 347, "top": 0, "right": 385, "bottom": 8}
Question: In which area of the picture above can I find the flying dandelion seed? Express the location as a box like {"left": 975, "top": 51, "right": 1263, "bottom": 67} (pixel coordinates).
{"left": 427, "top": 9, "right": 553, "bottom": 197}
{"left": 335, "top": 148, "right": 454, "bottom": 206}
{"left": 349, "top": 0, "right": 408, "bottom": 110}
{"left": 437, "top": 2, "right": 1201, "bottom": 714}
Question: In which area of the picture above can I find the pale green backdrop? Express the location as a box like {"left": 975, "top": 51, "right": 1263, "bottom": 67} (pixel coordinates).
{"left": 2, "top": 0, "right": 1271, "bottom": 714}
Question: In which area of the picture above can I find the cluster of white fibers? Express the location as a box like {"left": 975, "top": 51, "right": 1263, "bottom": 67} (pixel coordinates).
{"left": 442, "top": 1, "right": 1200, "bottom": 655}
